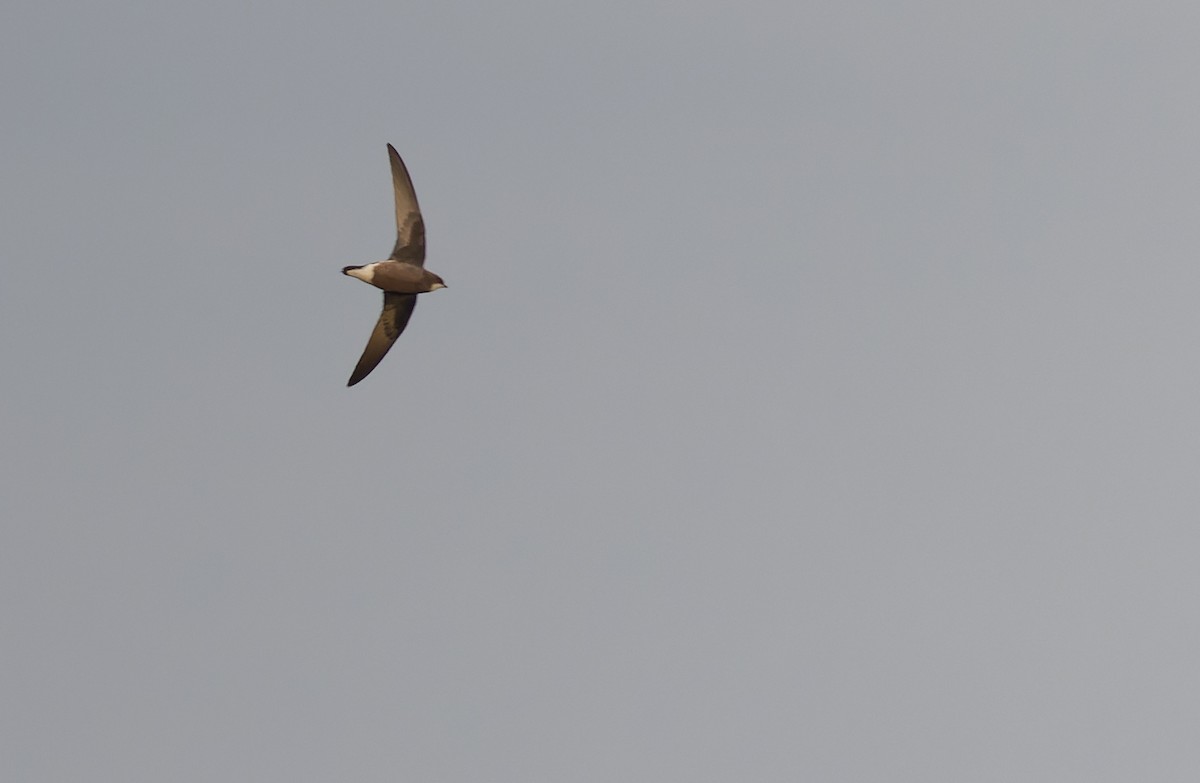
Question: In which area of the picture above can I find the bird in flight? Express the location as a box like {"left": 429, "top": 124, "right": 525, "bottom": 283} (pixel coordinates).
{"left": 342, "top": 144, "right": 447, "bottom": 386}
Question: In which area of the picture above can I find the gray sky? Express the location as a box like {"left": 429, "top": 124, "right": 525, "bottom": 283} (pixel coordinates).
{"left": 5, "top": 1, "right": 1200, "bottom": 780}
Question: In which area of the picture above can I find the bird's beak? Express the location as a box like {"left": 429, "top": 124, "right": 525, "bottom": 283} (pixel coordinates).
{"left": 432, "top": 282, "right": 447, "bottom": 290}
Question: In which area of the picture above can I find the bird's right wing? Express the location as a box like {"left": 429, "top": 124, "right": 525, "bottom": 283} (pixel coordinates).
{"left": 387, "top": 144, "right": 426, "bottom": 265}
{"left": 347, "top": 292, "right": 418, "bottom": 386}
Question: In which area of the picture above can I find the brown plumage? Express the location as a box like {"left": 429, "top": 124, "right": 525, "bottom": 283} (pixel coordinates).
{"left": 342, "top": 145, "right": 447, "bottom": 386}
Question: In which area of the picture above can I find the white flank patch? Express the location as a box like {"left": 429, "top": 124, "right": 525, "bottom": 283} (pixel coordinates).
{"left": 348, "top": 264, "right": 377, "bottom": 283}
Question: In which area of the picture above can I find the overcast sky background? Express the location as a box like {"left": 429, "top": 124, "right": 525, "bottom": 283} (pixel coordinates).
{"left": 5, "top": 1, "right": 1200, "bottom": 780}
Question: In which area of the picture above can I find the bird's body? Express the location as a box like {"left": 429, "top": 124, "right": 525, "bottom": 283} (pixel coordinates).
{"left": 342, "top": 144, "right": 446, "bottom": 386}
{"left": 343, "top": 260, "right": 445, "bottom": 294}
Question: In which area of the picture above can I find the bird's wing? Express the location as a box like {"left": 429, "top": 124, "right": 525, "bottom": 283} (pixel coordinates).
{"left": 387, "top": 144, "right": 426, "bottom": 265}
{"left": 347, "top": 292, "right": 418, "bottom": 386}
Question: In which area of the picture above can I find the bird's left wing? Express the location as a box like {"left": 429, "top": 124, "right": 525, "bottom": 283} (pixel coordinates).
{"left": 347, "top": 292, "right": 418, "bottom": 386}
